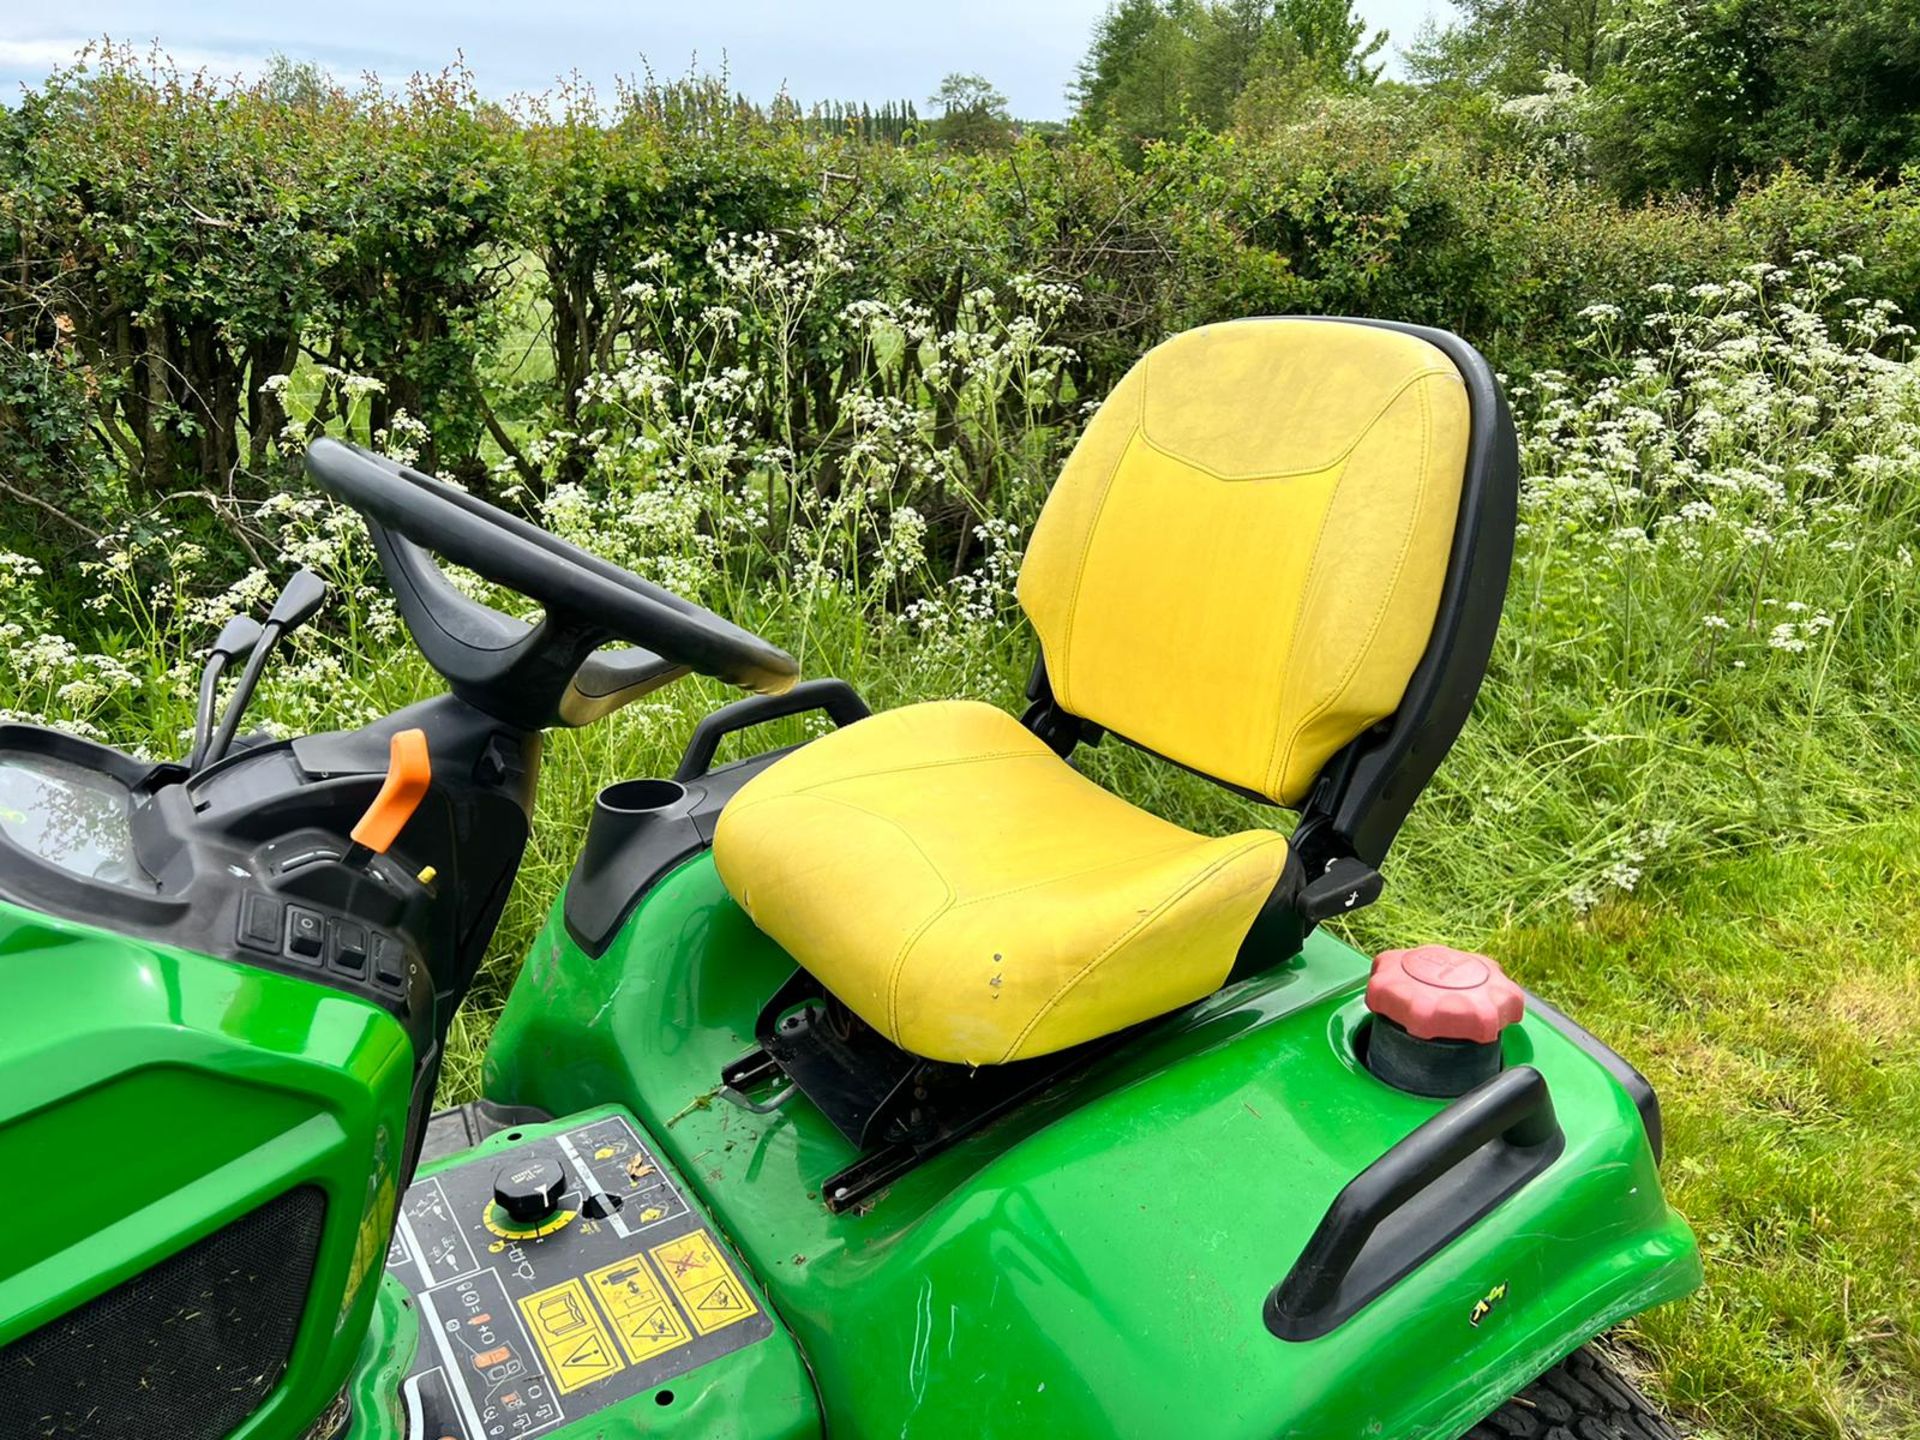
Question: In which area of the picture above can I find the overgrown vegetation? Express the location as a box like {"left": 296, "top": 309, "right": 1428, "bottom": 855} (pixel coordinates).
{"left": 3, "top": 21, "right": 1920, "bottom": 1436}
{"left": 9, "top": 42, "right": 1920, "bottom": 588}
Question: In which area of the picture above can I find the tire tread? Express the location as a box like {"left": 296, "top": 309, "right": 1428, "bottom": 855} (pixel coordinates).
{"left": 1460, "top": 1346, "right": 1679, "bottom": 1440}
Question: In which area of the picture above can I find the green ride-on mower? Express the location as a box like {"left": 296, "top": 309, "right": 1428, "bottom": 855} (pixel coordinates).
{"left": 0, "top": 319, "right": 1700, "bottom": 1439}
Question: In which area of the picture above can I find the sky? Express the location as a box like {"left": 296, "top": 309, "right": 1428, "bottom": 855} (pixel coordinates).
{"left": 0, "top": 0, "right": 1452, "bottom": 119}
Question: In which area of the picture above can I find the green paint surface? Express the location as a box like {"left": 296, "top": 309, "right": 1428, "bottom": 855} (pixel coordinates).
{"left": 0, "top": 899, "right": 414, "bottom": 1440}
{"left": 0, "top": 852, "right": 1703, "bottom": 1439}
{"left": 485, "top": 854, "right": 1702, "bottom": 1438}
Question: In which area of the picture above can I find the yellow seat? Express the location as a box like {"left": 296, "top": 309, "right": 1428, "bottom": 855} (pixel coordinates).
{"left": 714, "top": 701, "right": 1290, "bottom": 1065}
{"left": 715, "top": 318, "right": 1491, "bottom": 1064}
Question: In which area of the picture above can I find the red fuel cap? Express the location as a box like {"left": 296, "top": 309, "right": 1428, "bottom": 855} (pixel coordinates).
{"left": 1366, "top": 945, "right": 1525, "bottom": 1043}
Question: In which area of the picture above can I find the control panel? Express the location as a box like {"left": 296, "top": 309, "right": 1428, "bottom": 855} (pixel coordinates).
{"left": 385, "top": 1114, "right": 773, "bottom": 1437}
{"left": 234, "top": 889, "right": 412, "bottom": 993}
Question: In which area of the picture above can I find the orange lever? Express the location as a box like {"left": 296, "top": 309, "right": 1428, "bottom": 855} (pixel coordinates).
{"left": 350, "top": 728, "right": 431, "bottom": 855}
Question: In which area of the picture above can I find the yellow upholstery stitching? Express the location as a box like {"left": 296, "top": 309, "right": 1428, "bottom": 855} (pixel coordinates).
{"left": 1134, "top": 357, "right": 1457, "bottom": 481}
{"left": 1273, "top": 373, "right": 1438, "bottom": 796}
{"left": 1048, "top": 379, "right": 1145, "bottom": 715}
{"left": 1262, "top": 453, "right": 1352, "bottom": 801}
{"left": 721, "top": 748, "right": 1049, "bottom": 822}
{"left": 795, "top": 791, "right": 957, "bottom": 1042}
{"left": 997, "top": 833, "right": 1288, "bottom": 1063}
{"left": 1257, "top": 378, "right": 1455, "bottom": 799}
{"left": 887, "top": 903, "right": 957, "bottom": 1046}
{"left": 790, "top": 748, "right": 1048, "bottom": 795}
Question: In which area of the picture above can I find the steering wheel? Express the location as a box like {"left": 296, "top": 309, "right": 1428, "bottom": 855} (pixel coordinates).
{"left": 305, "top": 439, "right": 798, "bottom": 729}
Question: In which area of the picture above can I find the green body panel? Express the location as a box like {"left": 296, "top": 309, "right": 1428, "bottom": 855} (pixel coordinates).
{"left": 487, "top": 854, "right": 1702, "bottom": 1440}
{"left": 341, "top": 1279, "right": 420, "bottom": 1439}
{"left": 339, "top": 1110, "right": 823, "bottom": 1440}
{"left": 0, "top": 899, "right": 414, "bottom": 1440}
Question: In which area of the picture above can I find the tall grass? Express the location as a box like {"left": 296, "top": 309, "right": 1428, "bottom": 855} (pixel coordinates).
{"left": 2, "top": 240, "right": 1917, "bottom": 1044}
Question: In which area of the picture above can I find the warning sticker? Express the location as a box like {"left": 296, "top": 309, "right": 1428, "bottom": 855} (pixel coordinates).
{"left": 517, "top": 1278, "right": 625, "bottom": 1395}
{"left": 585, "top": 1253, "right": 692, "bottom": 1364}
{"left": 570, "top": 1116, "right": 688, "bottom": 1231}
{"left": 394, "top": 1114, "right": 777, "bottom": 1435}
{"left": 649, "top": 1231, "right": 760, "bottom": 1336}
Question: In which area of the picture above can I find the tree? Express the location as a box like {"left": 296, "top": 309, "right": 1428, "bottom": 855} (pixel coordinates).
{"left": 1407, "top": 0, "right": 1627, "bottom": 92}
{"left": 929, "top": 73, "right": 1014, "bottom": 151}
{"left": 1072, "top": 0, "right": 1387, "bottom": 147}
{"left": 261, "top": 54, "right": 333, "bottom": 109}
{"left": 1590, "top": 0, "right": 1920, "bottom": 198}
{"left": 1190, "top": 0, "right": 1279, "bottom": 125}
{"left": 1273, "top": 0, "right": 1388, "bottom": 87}
{"left": 1071, "top": 0, "right": 1172, "bottom": 125}
{"left": 1103, "top": 13, "right": 1204, "bottom": 145}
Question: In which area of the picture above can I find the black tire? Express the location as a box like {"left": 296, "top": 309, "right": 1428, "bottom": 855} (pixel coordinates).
{"left": 1462, "top": 1345, "right": 1681, "bottom": 1439}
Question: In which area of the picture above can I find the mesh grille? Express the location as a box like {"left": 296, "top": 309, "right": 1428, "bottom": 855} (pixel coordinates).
{"left": 2, "top": 1184, "right": 327, "bottom": 1440}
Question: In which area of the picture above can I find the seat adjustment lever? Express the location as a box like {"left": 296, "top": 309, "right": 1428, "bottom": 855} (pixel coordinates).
{"left": 1298, "top": 856, "right": 1384, "bottom": 923}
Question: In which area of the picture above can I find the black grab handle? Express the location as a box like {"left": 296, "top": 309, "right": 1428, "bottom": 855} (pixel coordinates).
{"left": 673, "top": 679, "right": 871, "bottom": 782}
{"left": 1265, "top": 1065, "right": 1563, "bottom": 1341}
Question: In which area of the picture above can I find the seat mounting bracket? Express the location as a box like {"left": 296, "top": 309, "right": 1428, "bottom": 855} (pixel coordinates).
{"left": 720, "top": 968, "right": 1135, "bottom": 1213}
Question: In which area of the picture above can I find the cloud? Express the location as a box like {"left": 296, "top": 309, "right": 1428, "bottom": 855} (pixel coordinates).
{"left": 0, "top": 0, "right": 1430, "bottom": 119}
{"left": 0, "top": 36, "right": 276, "bottom": 81}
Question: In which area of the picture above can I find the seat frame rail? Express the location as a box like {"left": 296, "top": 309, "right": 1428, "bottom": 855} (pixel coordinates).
{"left": 720, "top": 967, "right": 1136, "bottom": 1213}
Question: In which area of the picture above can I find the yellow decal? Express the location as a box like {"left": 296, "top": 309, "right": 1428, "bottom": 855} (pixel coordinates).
{"left": 649, "top": 1230, "right": 759, "bottom": 1336}
{"left": 585, "top": 1253, "right": 692, "bottom": 1363}
{"left": 344, "top": 1170, "right": 396, "bottom": 1317}
{"left": 1470, "top": 1281, "right": 1510, "bottom": 1328}
{"left": 517, "top": 1278, "right": 625, "bottom": 1394}
{"left": 485, "top": 1206, "right": 577, "bottom": 1241}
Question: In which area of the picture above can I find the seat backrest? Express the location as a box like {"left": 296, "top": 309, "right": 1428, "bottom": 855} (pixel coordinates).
{"left": 1018, "top": 317, "right": 1515, "bottom": 858}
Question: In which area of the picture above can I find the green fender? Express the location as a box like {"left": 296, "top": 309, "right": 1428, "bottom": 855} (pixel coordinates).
{"left": 484, "top": 854, "right": 1701, "bottom": 1439}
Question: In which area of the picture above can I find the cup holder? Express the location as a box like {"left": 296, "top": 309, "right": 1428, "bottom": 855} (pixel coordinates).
{"left": 569, "top": 776, "right": 711, "bottom": 954}
{"left": 598, "top": 779, "right": 686, "bottom": 814}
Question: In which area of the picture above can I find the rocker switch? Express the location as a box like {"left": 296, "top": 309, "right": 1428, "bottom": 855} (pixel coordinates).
{"left": 371, "top": 934, "right": 407, "bottom": 989}
{"left": 330, "top": 920, "right": 369, "bottom": 975}
{"left": 286, "top": 906, "right": 326, "bottom": 962}
{"left": 238, "top": 894, "right": 283, "bottom": 952}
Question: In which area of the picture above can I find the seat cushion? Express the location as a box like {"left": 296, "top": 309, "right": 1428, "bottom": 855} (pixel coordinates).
{"left": 713, "top": 701, "right": 1291, "bottom": 1065}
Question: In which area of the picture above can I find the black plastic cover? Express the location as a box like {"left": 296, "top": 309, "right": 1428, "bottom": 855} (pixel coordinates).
{"left": 565, "top": 681, "right": 874, "bottom": 957}
{"left": 1525, "top": 990, "right": 1664, "bottom": 1164}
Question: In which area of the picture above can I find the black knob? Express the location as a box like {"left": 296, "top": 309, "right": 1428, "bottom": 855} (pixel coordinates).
{"left": 493, "top": 1159, "right": 565, "bottom": 1224}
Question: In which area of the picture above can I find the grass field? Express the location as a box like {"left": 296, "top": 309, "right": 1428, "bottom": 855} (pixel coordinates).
{"left": 1496, "top": 813, "right": 1920, "bottom": 1437}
